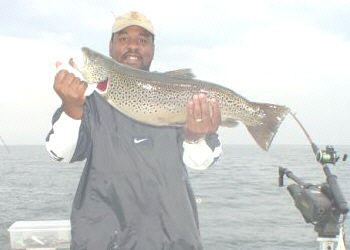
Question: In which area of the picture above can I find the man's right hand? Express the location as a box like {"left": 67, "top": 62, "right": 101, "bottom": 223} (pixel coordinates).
{"left": 54, "top": 70, "right": 87, "bottom": 120}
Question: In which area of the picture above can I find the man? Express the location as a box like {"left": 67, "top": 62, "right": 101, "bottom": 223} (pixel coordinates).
{"left": 46, "top": 11, "right": 222, "bottom": 250}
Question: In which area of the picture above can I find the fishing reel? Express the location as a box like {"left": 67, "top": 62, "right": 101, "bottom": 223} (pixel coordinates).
{"left": 316, "top": 145, "right": 348, "bottom": 165}
{"left": 279, "top": 168, "right": 341, "bottom": 237}
{"left": 280, "top": 113, "right": 348, "bottom": 249}
{"left": 279, "top": 145, "right": 349, "bottom": 238}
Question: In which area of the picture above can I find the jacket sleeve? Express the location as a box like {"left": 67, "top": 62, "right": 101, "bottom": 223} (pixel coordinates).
{"left": 45, "top": 82, "right": 95, "bottom": 163}
{"left": 182, "top": 134, "right": 222, "bottom": 170}
{"left": 45, "top": 108, "right": 82, "bottom": 162}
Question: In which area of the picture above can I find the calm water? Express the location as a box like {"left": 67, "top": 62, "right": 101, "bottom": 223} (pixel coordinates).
{"left": 1, "top": 145, "right": 349, "bottom": 249}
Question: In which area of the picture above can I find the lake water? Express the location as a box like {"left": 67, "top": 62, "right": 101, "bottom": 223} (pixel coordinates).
{"left": 1, "top": 145, "right": 349, "bottom": 249}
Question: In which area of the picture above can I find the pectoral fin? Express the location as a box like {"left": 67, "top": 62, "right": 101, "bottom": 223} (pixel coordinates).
{"left": 221, "top": 119, "right": 239, "bottom": 127}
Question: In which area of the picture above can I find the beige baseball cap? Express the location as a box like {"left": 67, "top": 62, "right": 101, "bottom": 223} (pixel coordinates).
{"left": 111, "top": 11, "right": 154, "bottom": 35}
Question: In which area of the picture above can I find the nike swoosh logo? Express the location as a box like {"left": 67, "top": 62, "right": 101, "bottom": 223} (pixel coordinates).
{"left": 133, "top": 138, "right": 148, "bottom": 144}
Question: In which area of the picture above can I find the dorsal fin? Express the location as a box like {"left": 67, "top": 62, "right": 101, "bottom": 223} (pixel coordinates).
{"left": 164, "top": 69, "right": 195, "bottom": 79}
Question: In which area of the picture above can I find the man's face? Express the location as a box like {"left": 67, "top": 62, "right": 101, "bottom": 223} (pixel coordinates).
{"left": 109, "top": 25, "right": 154, "bottom": 71}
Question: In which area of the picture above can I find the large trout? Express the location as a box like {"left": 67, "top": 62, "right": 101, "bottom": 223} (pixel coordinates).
{"left": 71, "top": 47, "right": 290, "bottom": 150}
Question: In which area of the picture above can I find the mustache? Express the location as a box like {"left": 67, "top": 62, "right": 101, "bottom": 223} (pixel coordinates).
{"left": 122, "top": 51, "right": 142, "bottom": 60}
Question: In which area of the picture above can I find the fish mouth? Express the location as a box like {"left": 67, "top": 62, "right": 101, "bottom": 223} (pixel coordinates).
{"left": 96, "top": 77, "right": 109, "bottom": 93}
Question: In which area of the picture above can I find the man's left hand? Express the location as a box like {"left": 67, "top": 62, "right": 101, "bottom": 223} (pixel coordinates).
{"left": 183, "top": 93, "right": 221, "bottom": 142}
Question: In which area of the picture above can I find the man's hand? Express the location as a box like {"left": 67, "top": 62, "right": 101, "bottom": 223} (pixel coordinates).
{"left": 183, "top": 93, "right": 221, "bottom": 142}
{"left": 54, "top": 68, "right": 87, "bottom": 120}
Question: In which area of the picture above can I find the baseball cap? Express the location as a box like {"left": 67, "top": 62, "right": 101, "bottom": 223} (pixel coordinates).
{"left": 111, "top": 11, "right": 154, "bottom": 35}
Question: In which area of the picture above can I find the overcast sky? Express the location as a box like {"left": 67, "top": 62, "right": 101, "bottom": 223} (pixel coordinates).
{"left": 1, "top": 0, "right": 349, "bottom": 147}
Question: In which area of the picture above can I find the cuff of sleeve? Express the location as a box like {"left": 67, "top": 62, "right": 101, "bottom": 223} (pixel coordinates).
{"left": 183, "top": 139, "right": 216, "bottom": 170}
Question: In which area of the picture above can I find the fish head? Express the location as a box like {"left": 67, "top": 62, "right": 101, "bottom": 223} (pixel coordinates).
{"left": 70, "top": 47, "right": 112, "bottom": 95}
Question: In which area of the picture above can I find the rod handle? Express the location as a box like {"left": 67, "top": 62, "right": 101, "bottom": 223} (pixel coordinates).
{"left": 327, "top": 174, "right": 349, "bottom": 214}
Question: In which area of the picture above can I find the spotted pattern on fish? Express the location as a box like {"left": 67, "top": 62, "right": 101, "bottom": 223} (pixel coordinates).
{"left": 73, "top": 47, "right": 290, "bottom": 150}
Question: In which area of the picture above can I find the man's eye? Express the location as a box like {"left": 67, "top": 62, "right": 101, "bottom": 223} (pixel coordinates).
{"left": 139, "top": 38, "right": 148, "bottom": 44}
{"left": 119, "top": 37, "right": 128, "bottom": 42}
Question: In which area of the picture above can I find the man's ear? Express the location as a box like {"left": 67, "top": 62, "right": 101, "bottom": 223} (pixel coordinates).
{"left": 150, "top": 42, "right": 155, "bottom": 61}
{"left": 109, "top": 40, "right": 113, "bottom": 57}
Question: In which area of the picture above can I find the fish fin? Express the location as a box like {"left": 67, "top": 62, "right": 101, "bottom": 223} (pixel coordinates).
{"left": 164, "top": 69, "right": 195, "bottom": 79}
{"left": 246, "top": 103, "right": 290, "bottom": 151}
{"left": 221, "top": 119, "right": 239, "bottom": 127}
{"left": 55, "top": 61, "right": 62, "bottom": 69}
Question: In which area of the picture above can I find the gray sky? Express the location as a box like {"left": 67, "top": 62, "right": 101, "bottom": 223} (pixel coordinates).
{"left": 1, "top": 0, "right": 349, "bottom": 146}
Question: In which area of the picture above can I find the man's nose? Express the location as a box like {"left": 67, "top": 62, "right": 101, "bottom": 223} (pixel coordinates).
{"left": 126, "top": 38, "right": 139, "bottom": 51}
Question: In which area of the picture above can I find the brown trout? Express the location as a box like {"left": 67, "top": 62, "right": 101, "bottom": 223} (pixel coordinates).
{"left": 71, "top": 47, "right": 289, "bottom": 150}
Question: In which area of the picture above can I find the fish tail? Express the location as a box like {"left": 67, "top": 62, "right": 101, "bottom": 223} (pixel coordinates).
{"left": 246, "top": 103, "right": 290, "bottom": 151}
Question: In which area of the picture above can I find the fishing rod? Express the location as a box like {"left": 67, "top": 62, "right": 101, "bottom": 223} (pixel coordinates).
{"left": 0, "top": 135, "right": 10, "bottom": 153}
{"left": 279, "top": 111, "right": 348, "bottom": 250}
